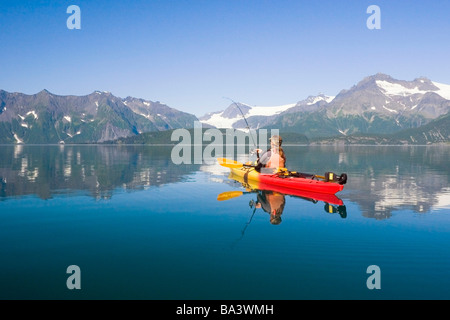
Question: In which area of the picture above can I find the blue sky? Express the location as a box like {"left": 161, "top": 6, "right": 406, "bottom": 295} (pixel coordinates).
{"left": 1, "top": 0, "right": 450, "bottom": 116}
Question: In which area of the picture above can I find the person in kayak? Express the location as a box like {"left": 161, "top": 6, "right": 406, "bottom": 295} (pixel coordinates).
{"left": 254, "top": 135, "right": 286, "bottom": 172}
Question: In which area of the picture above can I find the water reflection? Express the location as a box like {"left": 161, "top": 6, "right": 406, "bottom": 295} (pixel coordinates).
{"left": 0, "top": 145, "right": 200, "bottom": 200}
{"left": 218, "top": 171, "right": 347, "bottom": 226}
{"left": 250, "top": 191, "right": 285, "bottom": 225}
{"left": 1, "top": 145, "right": 448, "bottom": 220}
{"left": 219, "top": 185, "right": 348, "bottom": 249}
{"left": 283, "top": 145, "right": 450, "bottom": 219}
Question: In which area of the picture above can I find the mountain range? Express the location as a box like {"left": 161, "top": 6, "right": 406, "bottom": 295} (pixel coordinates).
{"left": 1, "top": 73, "right": 449, "bottom": 144}
{"left": 200, "top": 73, "right": 450, "bottom": 140}
{"left": 0, "top": 89, "right": 198, "bottom": 144}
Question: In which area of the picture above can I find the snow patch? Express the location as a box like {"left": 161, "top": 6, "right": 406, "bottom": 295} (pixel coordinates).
{"left": 201, "top": 112, "right": 240, "bottom": 129}
{"left": 246, "top": 103, "right": 296, "bottom": 117}
{"left": 26, "top": 111, "right": 38, "bottom": 119}
{"left": 64, "top": 116, "right": 72, "bottom": 122}
{"left": 382, "top": 105, "right": 398, "bottom": 113}
{"left": 201, "top": 102, "right": 297, "bottom": 128}
{"left": 138, "top": 112, "right": 151, "bottom": 120}
{"left": 13, "top": 133, "right": 24, "bottom": 144}
{"left": 143, "top": 101, "right": 150, "bottom": 106}
{"left": 431, "top": 81, "right": 450, "bottom": 100}
{"left": 66, "top": 131, "right": 81, "bottom": 138}
{"left": 376, "top": 80, "right": 429, "bottom": 96}
{"left": 377, "top": 80, "right": 450, "bottom": 100}
{"left": 307, "top": 95, "right": 335, "bottom": 105}
{"left": 325, "top": 96, "right": 335, "bottom": 103}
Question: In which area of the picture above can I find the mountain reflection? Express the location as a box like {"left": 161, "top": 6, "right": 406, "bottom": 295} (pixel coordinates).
{"left": 0, "top": 145, "right": 200, "bottom": 200}
{"left": 1, "top": 145, "right": 448, "bottom": 220}
{"left": 284, "top": 145, "right": 450, "bottom": 219}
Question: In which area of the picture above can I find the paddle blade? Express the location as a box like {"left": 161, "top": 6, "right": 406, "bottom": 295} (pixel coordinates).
{"left": 217, "top": 191, "right": 244, "bottom": 201}
{"left": 217, "top": 158, "right": 243, "bottom": 168}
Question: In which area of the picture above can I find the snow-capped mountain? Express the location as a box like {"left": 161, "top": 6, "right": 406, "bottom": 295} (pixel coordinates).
{"left": 223, "top": 73, "right": 450, "bottom": 138}
{"left": 199, "top": 94, "right": 334, "bottom": 129}
{"left": 1, "top": 73, "right": 449, "bottom": 143}
{"left": 199, "top": 102, "right": 295, "bottom": 129}
{"left": 327, "top": 73, "right": 450, "bottom": 118}
{"left": 0, "top": 89, "right": 198, "bottom": 144}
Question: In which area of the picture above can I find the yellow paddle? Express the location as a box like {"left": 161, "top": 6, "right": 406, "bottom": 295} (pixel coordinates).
{"left": 217, "top": 191, "right": 244, "bottom": 201}
{"left": 217, "top": 158, "right": 244, "bottom": 168}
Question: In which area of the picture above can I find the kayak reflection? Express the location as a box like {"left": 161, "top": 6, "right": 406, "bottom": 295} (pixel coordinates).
{"left": 218, "top": 171, "right": 347, "bottom": 223}
{"left": 219, "top": 187, "right": 347, "bottom": 224}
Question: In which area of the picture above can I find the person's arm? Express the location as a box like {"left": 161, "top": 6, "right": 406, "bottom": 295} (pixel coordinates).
{"left": 258, "top": 150, "right": 271, "bottom": 165}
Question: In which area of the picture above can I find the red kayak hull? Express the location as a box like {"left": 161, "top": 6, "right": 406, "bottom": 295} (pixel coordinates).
{"left": 229, "top": 166, "right": 344, "bottom": 205}
{"left": 259, "top": 172, "right": 344, "bottom": 195}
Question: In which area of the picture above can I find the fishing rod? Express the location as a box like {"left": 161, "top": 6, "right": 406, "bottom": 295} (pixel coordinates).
{"left": 223, "top": 97, "right": 259, "bottom": 158}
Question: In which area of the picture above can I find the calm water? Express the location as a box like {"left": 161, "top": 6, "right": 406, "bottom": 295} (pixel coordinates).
{"left": 0, "top": 145, "right": 449, "bottom": 300}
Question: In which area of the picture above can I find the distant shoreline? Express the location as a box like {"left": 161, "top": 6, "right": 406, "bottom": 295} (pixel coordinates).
{"left": 1, "top": 143, "right": 448, "bottom": 147}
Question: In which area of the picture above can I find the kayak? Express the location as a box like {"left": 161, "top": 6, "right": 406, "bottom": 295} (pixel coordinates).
{"left": 217, "top": 158, "right": 346, "bottom": 196}
{"left": 229, "top": 165, "right": 344, "bottom": 196}
{"left": 228, "top": 167, "right": 344, "bottom": 205}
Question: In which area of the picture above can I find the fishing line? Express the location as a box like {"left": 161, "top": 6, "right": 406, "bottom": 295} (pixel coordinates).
{"left": 223, "top": 97, "right": 259, "bottom": 157}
